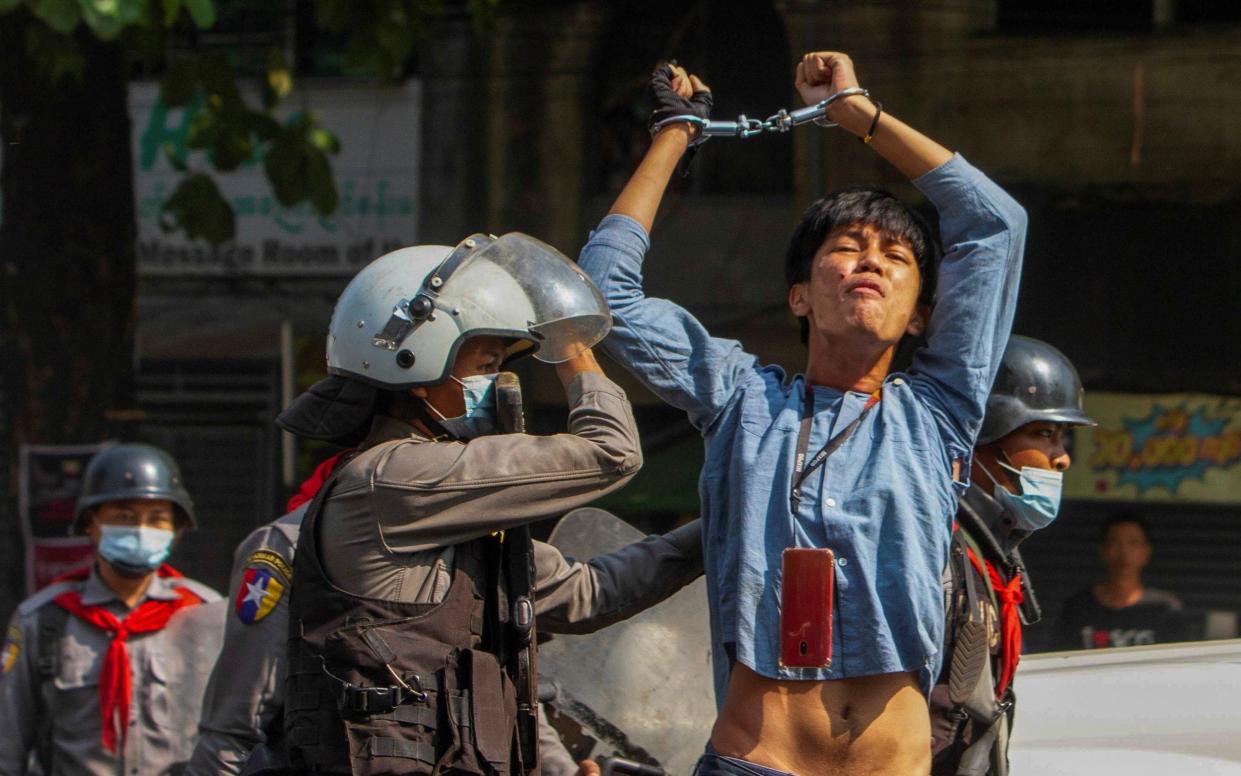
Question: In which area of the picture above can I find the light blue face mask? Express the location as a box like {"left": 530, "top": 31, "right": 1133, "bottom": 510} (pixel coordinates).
{"left": 425, "top": 373, "right": 500, "bottom": 440}
{"left": 984, "top": 460, "right": 1064, "bottom": 532}
{"left": 97, "top": 525, "right": 176, "bottom": 576}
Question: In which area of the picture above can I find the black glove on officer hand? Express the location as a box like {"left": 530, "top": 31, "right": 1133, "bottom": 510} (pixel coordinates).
{"left": 647, "top": 61, "right": 713, "bottom": 137}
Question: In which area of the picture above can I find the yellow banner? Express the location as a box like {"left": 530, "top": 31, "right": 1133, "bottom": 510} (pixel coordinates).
{"left": 1065, "top": 393, "right": 1241, "bottom": 503}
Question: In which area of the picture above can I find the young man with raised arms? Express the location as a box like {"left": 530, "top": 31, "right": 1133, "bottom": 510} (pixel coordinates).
{"left": 578, "top": 52, "right": 1027, "bottom": 775}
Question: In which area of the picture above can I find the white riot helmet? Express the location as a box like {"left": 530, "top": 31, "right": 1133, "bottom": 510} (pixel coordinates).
{"left": 327, "top": 232, "right": 611, "bottom": 388}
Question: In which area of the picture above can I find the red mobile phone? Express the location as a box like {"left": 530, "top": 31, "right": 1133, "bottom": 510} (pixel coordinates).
{"left": 779, "top": 547, "right": 834, "bottom": 668}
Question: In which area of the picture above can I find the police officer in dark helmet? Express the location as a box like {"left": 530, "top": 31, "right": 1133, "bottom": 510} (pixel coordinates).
{"left": 930, "top": 336, "right": 1095, "bottom": 776}
{"left": 0, "top": 444, "right": 223, "bottom": 775}
{"left": 282, "top": 235, "right": 703, "bottom": 775}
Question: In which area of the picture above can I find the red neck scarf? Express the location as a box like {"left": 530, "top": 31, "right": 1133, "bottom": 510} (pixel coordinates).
{"left": 51, "top": 565, "right": 203, "bottom": 753}
{"left": 965, "top": 546, "right": 1024, "bottom": 699}
{"left": 286, "top": 450, "right": 351, "bottom": 512}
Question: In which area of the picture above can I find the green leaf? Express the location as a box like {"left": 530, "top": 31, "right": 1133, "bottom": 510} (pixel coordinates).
{"left": 244, "top": 111, "right": 281, "bottom": 142}
{"left": 210, "top": 123, "right": 252, "bottom": 172}
{"left": 182, "top": 0, "right": 213, "bottom": 28}
{"left": 310, "top": 128, "right": 340, "bottom": 155}
{"left": 161, "top": 0, "right": 180, "bottom": 25}
{"left": 0, "top": 0, "right": 24, "bottom": 13}
{"left": 160, "top": 173, "right": 236, "bottom": 246}
{"left": 264, "top": 133, "right": 308, "bottom": 207}
{"left": 78, "top": 0, "right": 146, "bottom": 39}
{"left": 163, "top": 143, "right": 188, "bottom": 172}
{"left": 265, "top": 46, "right": 292, "bottom": 104}
{"left": 196, "top": 52, "right": 240, "bottom": 106}
{"left": 306, "top": 146, "right": 338, "bottom": 214}
{"left": 159, "top": 57, "right": 197, "bottom": 107}
{"left": 283, "top": 110, "right": 310, "bottom": 134}
{"left": 22, "top": 22, "right": 84, "bottom": 83}
{"left": 30, "top": 0, "right": 82, "bottom": 34}
{"left": 184, "top": 108, "right": 216, "bottom": 149}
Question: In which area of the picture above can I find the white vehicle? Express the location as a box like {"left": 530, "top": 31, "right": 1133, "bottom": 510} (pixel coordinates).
{"left": 544, "top": 511, "right": 1241, "bottom": 775}
{"left": 1010, "top": 639, "right": 1241, "bottom": 775}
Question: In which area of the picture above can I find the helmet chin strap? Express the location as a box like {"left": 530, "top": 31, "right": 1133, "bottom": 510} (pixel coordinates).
{"left": 409, "top": 397, "right": 457, "bottom": 441}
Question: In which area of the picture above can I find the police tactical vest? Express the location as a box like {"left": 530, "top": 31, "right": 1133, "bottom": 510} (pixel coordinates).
{"left": 285, "top": 465, "right": 525, "bottom": 775}
{"left": 934, "top": 493, "right": 1042, "bottom": 776}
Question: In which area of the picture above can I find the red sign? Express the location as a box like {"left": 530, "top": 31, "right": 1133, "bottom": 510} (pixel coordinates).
{"left": 19, "top": 444, "right": 108, "bottom": 592}
{"left": 29, "top": 541, "right": 96, "bottom": 591}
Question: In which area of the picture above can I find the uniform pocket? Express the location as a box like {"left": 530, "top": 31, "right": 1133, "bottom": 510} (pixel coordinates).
{"left": 50, "top": 639, "right": 104, "bottom": 740}
{"left": 52, "top": 642, "right": 100, "bottom": 691}
{"left": 466, "top": 649, "right": 515, "bottom": 768}
{"left": 146, "top": 649, "right": 184, "bottom": 729}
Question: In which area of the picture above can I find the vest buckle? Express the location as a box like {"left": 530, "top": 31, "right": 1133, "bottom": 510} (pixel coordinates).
{"left": 338, "top": 682, "right": 404, "bottom": 715}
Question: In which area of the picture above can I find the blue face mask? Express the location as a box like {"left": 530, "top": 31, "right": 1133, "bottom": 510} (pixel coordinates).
{"left": 426, "top": 373, "right": 499, "bottom": 440}
{"left": 97, "top": 525, "right": 176, "bottom": 576}
{"left": 984, "top": 461, "right": 1064, "bottom": 532}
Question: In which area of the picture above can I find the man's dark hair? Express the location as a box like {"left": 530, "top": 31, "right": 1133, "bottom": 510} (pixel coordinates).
{"left": 1100, "top": 510, "right": 1152, "bottom": 545}
{"left": 784, "top": 187, "right": 940, "bottom": 344}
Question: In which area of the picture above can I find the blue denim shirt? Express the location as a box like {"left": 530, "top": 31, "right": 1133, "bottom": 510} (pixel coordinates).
{"left": 579, "top": 154, "right": 1026, "bottom": 704}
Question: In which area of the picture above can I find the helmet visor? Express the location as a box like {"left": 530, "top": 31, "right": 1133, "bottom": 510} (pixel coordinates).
{"left": 440, "top": 233, "right": 611, "bottom": 363}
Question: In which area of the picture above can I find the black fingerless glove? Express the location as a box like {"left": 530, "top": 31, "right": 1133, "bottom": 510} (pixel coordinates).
{"left": 647, "top": 62, "right": 713, "bottom": 136}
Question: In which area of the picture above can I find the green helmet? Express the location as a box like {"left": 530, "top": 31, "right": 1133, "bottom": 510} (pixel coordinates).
{"left": 977, "top": 336, "right": 1095, "bottom": 445}
{"left": 73, "top": 444, "right": 196, "bottom": 534}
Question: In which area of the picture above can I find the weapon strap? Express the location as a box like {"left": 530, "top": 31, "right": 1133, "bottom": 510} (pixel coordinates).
{"left": 957, "top": 500, "right": 1042, "bottom": 624}
{"left": 947, "top": 531, "right": 990, "bottom": 711}
{"left": 502, "top": 526, "right": 538, "bottom": 772}
{"left": 1009, "top": 548, "right": 1042, "bottom": 625}
{"left": 493, "top": 370, "right": 536, "bottom": 770}
{"left": 35, "top": 603, "right": 69, "bottom": 771}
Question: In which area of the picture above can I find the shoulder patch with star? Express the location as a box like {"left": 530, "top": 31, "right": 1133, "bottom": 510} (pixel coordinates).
{"left": 2, "top": 625, "right": 21, "bottom": 675}
{"left": 234, "top": 549, "right": 291, "bottom": 625}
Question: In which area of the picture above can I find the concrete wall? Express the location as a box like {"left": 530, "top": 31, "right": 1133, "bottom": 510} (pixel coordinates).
{"left": 784, "top": 0, "right": 1241, "bottom": 198}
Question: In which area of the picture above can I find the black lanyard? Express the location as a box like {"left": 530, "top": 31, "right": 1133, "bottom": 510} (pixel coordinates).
{"left": 790, "top": 386, "right": 881, "bottom": 512}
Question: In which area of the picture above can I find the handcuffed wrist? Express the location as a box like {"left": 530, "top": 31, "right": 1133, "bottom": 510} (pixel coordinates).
{"left": 814, "top": 88, "right": 876, "bottom": 135}
{"left": 650, "top": 116, "right": 706, "bottom": 146}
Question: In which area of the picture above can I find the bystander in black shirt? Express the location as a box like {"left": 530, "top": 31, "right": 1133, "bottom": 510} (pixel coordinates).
{"left": 1054, "top": 587, "right": 1189, "bottom": 650}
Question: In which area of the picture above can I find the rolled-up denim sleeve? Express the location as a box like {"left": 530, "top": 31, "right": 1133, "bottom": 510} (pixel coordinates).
{"left": 578, "top": 214, "right": 757, "bottom": 431}
{"left": 909, "top": 154, "right": 1027, "bottom": 452}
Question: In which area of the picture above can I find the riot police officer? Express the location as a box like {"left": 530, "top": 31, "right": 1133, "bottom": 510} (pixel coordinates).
{"left": 280, "top": 234, "right": 701, "bottom": 775}
{"left": 931, "top": 336, "right": 1096, "bottom": 775}
{"left": 188, "top": 467, "right": 679, "bottom": 775}
{"left": 0, "top": 443, "right": 223, "bottom": 775}
{"left": 188, "top": 380, "right": 695, "bottom": 774}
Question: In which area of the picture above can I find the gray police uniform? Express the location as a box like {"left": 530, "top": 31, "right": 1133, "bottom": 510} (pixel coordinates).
{"left": 187, "top": 507, "right": 304, "bottom": 775}
{"left": 0, "top": 568, "right": 223, "bottom": 776}
{"left": 190, "top": 373, "right": 702, "bottom": 772}
{"left": 189, "top": 508, "right": 701, "bottom": 775}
